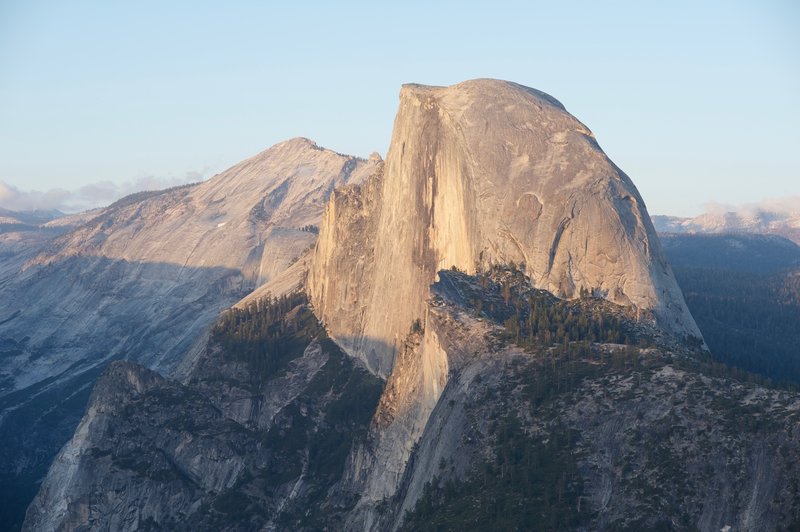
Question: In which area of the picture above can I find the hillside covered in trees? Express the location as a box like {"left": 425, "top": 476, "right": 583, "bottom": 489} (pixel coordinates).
{"left": 398, "top": 267, "right": 800, "bottom": 530}
{"left": 661, "top": 233, "right": 800, "bottom": 387}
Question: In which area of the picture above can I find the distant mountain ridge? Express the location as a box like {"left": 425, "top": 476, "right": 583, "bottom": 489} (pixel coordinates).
{"left": 653, "top": 202, "right": 800, "bottom": 244}
{"left": 660, "top": 232, "right": 800, "bottom": 387}
{"left": 0, "top": 208, "right": 63, "bottom": 228}
{"left": 660, "top": 232, "right": 800, "bottom": 273}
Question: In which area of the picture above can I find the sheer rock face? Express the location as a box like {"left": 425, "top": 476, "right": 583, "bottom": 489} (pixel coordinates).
{"left": 310, "top": 79, "right": 700, "bottom": 376}
{"left": 23, "top": 307, "right": 385, "bottom": 532}
{"left": 308, "top": 170, "right": 385, "bottom": 372}
{"left": 19, "top": 362, "right": 230, "bottom": 532}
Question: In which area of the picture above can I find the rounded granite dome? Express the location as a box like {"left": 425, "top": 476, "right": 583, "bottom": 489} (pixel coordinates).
{"left": 311, "top": 78, "right": 701, "bottom": 376}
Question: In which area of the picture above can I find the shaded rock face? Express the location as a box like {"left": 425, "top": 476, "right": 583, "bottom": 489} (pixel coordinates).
{"left": 21, "top": 361, "right": 249, "bottom": 532}
{"left": 310, "top": 79, "right": 699, "bottom": 377}
{"left": 0, "top": 138, "right": 380, "bottom": 530}
{"left": 23, "top": 299, "right": 384, "bottom": 532}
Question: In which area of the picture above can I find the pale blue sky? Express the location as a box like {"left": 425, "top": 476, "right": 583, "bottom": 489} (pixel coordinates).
{"left": 1, "top": 0, "right": 798, "bottom": 215}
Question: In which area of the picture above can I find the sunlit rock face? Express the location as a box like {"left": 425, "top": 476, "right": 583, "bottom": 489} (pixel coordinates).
{"left": 30, "top": 138, "right": 379, "bottom": 286}
{"left": 310, "top": 79, "right": 700, "bottom": 377}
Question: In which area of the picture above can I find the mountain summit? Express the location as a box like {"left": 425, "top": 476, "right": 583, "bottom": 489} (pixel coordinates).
{"left": 311, "top": 79, "right": 700, "bottom": 376}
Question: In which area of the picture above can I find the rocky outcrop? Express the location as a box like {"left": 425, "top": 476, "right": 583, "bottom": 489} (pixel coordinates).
{"left": 310, "top": 79, "right": 700, "bottom": 378}
{"left": 308, "top": 169, "right": 385, "bottom": 372}
{"left": 339, "top": 275, "right": 489, "bottom": 530}
{"left": 22, "top": 361, "right": 249, "bottom": 532}
{"left": 23, "top": 298, "right": 384, "bottom": 532}
{"left": 370, "top": 270, "right": 800, "bottom": 531}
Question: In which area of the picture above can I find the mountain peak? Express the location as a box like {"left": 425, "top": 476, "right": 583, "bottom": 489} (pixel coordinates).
{"left": 274, "top": 136, "right": 320, "bottom": 149}
{"left": 243, "top": 137, "right": 324, "bottom": 163}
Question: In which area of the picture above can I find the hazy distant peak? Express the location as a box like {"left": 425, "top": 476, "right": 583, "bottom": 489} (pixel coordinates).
{"left": 241, "top": 137, "right": 378, "bottom": 171}
{"left": 243, "top": 137, "right": 323, "bottom": 163}
{"left": 0, "top": 207, "right": 64, "bottom": 226}
{"left": 272, "top": 136, "right": 320, "bottom": 150}
{"left": 28, "top": 138, "right": 381, "bottom": 278}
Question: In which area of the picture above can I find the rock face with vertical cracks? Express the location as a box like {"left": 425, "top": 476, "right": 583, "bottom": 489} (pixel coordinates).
{"left": 309, "top": 79, "right": 700, "bottom": 377}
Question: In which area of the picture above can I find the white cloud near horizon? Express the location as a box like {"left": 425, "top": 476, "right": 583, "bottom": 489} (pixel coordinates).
{"left": 701, "top": 196, "right": 800, "bottom": 217}
{"left": 0, "top": 172, "right": 207, "bottom": 213}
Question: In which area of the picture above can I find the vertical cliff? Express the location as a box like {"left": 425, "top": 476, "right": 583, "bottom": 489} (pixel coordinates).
{"left": 309, "top": 79, "right": 700, "bottom": 378}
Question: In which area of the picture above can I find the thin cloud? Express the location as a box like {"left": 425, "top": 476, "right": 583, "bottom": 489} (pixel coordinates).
{"left": 0, "top": 171, "right": 207, "bottom": 213}
{"left": 701, "top": 196, "right": 800, "bottom": 217}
